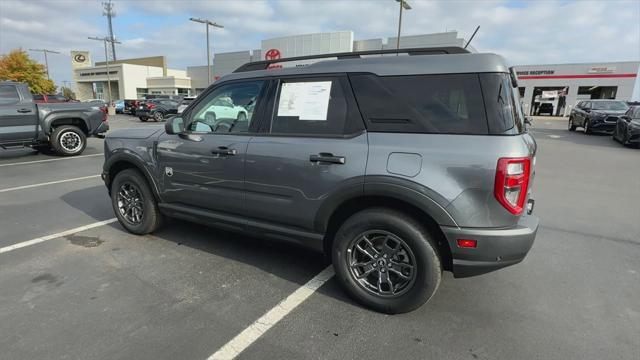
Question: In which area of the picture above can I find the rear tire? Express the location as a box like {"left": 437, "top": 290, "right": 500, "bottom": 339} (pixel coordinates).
{"left": 111, "top": 169, "right": 163, "bottom": 235}
{"left": 139, "top": 117, "right": 148, "bottom": 122}
{"left": 332, "top": 208, "right": 441, "bottom": 314}
{"left": 50, "top": 125, "right": 86, "bottom": 156}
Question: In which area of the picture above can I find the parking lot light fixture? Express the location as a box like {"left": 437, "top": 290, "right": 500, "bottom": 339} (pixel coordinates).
{"left": 28, "top": 48, "right": 60, "bottom": 80}
{"left": 189, "top": 17, "right": 224, "bottom": 85}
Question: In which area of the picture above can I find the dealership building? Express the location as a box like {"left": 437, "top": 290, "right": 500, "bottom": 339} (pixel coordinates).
{"left": 71, "top": 30, "right": 639, "bottom": 109}
{"left": 513, "top": 61, "right": 639, "bottom": 116}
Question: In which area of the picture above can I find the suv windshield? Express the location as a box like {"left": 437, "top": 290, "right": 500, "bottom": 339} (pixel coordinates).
{"left": 592, "top": 101, "right": 628, "bottom": 110}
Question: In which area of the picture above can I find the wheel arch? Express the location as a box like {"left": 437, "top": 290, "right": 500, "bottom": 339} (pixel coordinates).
{"left": 47, "top": 117, "right": 90, "bottom": 135}
{"left": 104, "top": 152, "right": 162, "bottom": 201}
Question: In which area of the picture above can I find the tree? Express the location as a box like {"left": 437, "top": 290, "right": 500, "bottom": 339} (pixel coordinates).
{"left": 60, "top": 86, "right": 76, "bottom": 100}
{"left": 0, "top": 49, "right": 56, "bottom": 94}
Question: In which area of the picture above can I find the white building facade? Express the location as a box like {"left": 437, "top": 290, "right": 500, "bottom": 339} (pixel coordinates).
{"left": 514, "top": 61, "right": 639, "bottom": 116}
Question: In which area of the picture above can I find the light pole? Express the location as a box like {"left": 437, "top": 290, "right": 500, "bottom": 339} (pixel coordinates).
{"left": 88, "top": 36, "right": 121, "bottom": 103}
{"left": 28, "top": 48, "right": 60, "bottom": 79}
{"left": 395, "top": 0, "right": 412, "bottom": 52}
{"left": 190, "top": 17, "right": 224, "bottom": 85}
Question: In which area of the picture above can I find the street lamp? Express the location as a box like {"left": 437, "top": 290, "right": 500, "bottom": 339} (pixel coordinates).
{"left": 28, "top": 48, "right": 60, "bottom": 79}
{"left": 88, "top": 36, "right": 121, "bottom": 103}
{"left": 190, "top": 17, "right": 223, "bottom": 85}
{"left": 395, "top": 0, "right": 412, "bottom": 52}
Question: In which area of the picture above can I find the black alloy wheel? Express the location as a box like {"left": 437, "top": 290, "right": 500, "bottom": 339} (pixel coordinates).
{"left": 347, "top": 230, "right": 417, "bottom": 297}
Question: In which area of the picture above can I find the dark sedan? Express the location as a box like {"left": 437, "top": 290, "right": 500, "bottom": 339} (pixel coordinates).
{"left": 135, "top": 99, "right": 179, "bottom": 122}
{"left": 613, "top": 106, "right": 640, "bottom": 147}
{"left": 569, "top": 100, "right": 629, "bottom": 134}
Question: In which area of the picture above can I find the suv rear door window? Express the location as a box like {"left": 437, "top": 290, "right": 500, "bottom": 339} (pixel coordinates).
{"left": 349, "top": 73, "right": 488, "bottom": 134}
{"left": 270, "top": 76, "right": 362, "bottom": 136}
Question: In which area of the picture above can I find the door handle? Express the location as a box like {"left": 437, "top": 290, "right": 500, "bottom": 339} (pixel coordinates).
{"left": 310, "top": 153, "right": 346, "bottom": 164}
{"left": 211, "top": 146, "right": 237, "bottom": 156}
{"left": 17, "top": 108, "right": 32, "bottom": 113}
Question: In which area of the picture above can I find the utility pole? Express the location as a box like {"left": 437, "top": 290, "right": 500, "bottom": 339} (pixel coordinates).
{"left": 190, "top": 18, "right": 224, "bottom": 85}
{"left": 102, "top": 1, "right": 117, "bottom": 60}
{"left": 28, "top": 48, "right": 60, "bottom": 79}
{"left": 395, "top": 0, "right": 412, "bottom": 52}
{"left": 88, "top": 36, "right": 121, "bottom": 103}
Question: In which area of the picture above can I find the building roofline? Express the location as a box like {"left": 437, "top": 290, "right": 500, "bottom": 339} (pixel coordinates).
{"left": 514, "top": 60, "right": 640, "bottom": 67}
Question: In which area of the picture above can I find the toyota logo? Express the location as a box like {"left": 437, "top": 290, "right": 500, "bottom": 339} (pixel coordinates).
{"left": 74, "top": 54, "right": 86, "bottom": 63}
{"left": 265, "top": 49, "right": 281, "bottom": 60}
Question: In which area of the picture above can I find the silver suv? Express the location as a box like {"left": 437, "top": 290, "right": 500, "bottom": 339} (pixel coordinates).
{"left": 102, "top": 47, "right": 538, "bottom": 314}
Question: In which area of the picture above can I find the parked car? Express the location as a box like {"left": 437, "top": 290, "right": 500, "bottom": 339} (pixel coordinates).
{"left": 538, "top": 102, "right": 554, "bottom": 115}
{"left": 613, "top": 106, "right": 640, "bottom": 147}
{"left": 123, "top": 99, "right": 140, "bottom": 115}
{"left": 568, "top": 100, "right": 629, "bottom": 134}
{"left": 32, "top": 93, "right": 71, "bottom": 103}
{"left": 114, "top": 100, "right": 124, "bottom": 114}
{"left": 102, "top": 47, "right": 538, "bottom": 314}
{"left": 0, "top": 81, "right": 108, "bottom": 155}
{"left": 135, "top": 99, "right": 179, "bottom": 122}
{"left": 177, "top": 96, "right": 195, "bottom": 114}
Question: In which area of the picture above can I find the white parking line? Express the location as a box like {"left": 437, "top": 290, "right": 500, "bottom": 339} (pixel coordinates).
{"left": 209, "top": 266, "right": 335, "bottom": 360}
{"left": 0, "top": 218, "right": 118, "bottom": 254}
{"left": 0, "top": 174, "right": 101, "bottom": 193}
{"left": 0, "top": 153, "right": 102, "bottom": 167}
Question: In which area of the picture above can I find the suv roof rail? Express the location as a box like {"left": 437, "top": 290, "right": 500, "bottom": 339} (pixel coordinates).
{"left": 233, "top": 46, "right": 471, "bottom": 73}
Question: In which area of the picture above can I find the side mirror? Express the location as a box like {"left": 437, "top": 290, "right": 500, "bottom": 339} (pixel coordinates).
{"left": 165, "top": 116, "right": 184, "bottom": 135}
{"left": 584, "top": 108, "right": 591, "bottom": 113}
{"left": 524, "top": 116, "right": 533, "bottom": 126}
{"left": 621, "top": 115, "right": 631, "bottom": 122}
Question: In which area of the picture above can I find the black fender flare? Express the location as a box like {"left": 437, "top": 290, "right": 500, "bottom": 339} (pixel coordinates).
{"left": 103, "top": 150, "right": 163, "bottom": 201}
{"left": 43, "top": 113, "right": 91, "bottom": 135}
{"left": 313, "top": 176, "right": 458, "bottom": 233}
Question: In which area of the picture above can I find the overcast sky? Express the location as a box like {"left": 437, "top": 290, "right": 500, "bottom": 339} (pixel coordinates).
{"left": 1, "top": 0, "right": 639, "bottom": 95}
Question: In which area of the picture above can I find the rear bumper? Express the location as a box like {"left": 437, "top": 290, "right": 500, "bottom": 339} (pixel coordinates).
{"left": 441, "top": 214, "right": 539, "bottom": 278}
{"left": 92, "top": 121, "right": 109, "bottom": 136}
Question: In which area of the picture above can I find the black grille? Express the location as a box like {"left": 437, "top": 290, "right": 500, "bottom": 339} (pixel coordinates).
{"left": 605, "top": 116, "right": 619, "bottom": 122}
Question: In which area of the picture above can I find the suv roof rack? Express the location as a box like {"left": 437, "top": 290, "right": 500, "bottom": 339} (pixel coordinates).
{"left": 233, "top": 46, "right": 470, "bottom": 73}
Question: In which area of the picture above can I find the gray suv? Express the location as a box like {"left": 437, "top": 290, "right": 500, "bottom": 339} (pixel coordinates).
{"left": 102, "top": 47, "right": 538, "bottom": 314}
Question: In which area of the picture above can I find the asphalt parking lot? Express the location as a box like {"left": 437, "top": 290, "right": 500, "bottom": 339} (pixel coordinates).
{"left": 0, "top": 115, "right": 638, "bottom": 360}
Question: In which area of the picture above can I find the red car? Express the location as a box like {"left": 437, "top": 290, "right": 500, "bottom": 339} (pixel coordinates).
{"left": 32, "top": 94, "right": 75, "bottom": 103}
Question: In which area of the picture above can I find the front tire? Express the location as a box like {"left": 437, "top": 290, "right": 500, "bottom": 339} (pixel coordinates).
{"left": 50, "top": 125, "right": 86, "bottom": 156}
{"left": 332, "top": 208, "right": 442, "bottom": 314}
{"left": 153, "top": 111, "right": 165, "bottom": 122}
{"left": 111, "top": 169, "right": 163, "bottom": 235}
{"left": 584, "top": 120, "right": 592, "bottom": 134}
{"left": 568, "top": 116, "right": 576, "bottom": 131}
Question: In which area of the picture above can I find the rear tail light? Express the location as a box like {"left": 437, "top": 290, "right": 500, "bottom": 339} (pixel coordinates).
{"left": 147, "top": 103, "right": 156, "bottom": 109}
{"left": 494, "top": 157, "right": 531, "bottom": 215}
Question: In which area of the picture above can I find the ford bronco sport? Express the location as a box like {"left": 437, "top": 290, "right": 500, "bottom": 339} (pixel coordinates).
{"left": 102, "top": 47, "right": 538, "bottom": 314}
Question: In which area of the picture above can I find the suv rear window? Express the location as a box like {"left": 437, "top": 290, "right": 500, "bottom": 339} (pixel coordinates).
{"left": 349, "top": 73, "right": 488, "bottom": 134}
